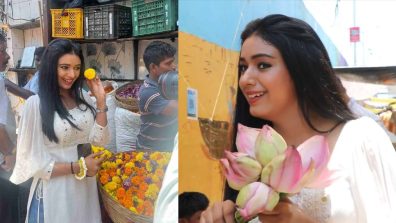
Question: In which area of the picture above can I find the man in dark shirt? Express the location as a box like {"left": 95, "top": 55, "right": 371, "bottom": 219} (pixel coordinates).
{"left": 136, "top": 41, "right": 178, "bottom": 151}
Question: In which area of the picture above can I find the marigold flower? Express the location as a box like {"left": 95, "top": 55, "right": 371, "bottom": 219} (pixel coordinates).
{"left": 104, "top": 182, "right": 118, "bottom": 192}
{"left": 116, "top": 187, "right": 126, "bottom": 200}
{"left": 123, "top": 198, "right": 133, "bottom": 208}
{"left": 124, "top": 167, "right": 133, "bottom": 176}
{"left": 100, "top": 174, "right": 109, "bottom": 185}
{"left": 125, "top": 162, "right": 135, "bottom": 169}
{"left": 112, "top": 176, "right": 122, "bottom": 184}
{"left": 139, "top": 182, "right": 148, "bottom": 192}
{"left": 116, "top": 159, "right": 123, "bottom": 166}
{"left": 124, "top": 153, "right": 131, "bottom": 161}
{"left": 136, "top": 152, "right": 144, "bottom": 161}
{"left": 155, "top": 169, "right": 164, "bottom": 177}
{"left": 129, "top": 207, "right": 138, "bottom": 214}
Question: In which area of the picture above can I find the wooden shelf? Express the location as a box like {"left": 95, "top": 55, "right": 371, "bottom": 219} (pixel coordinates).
{"left": 73, "top": 31, "right": 178, "bottom": 44}
{"left": 9, "top": 20, "right": 41, "bottom": 30}
{"left": 9, "top": 68, "right": 36, "bottom": 72}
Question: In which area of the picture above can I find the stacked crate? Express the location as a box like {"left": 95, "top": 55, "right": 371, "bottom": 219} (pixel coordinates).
{"left": 131, "top": 0, "right": 177, "bottom": 36}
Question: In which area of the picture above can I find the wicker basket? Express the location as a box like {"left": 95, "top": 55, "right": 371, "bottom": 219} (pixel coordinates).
{"left": 198, "top": 117, "right": 231, "bottom": 159}
{"left": 98, "top": 149, "right": 170, "bottom": 223}
{"left": 99, "top": 185, "right": 153, "bottom": 223}
{"left": 115, "top": 81, "right": 143, "bottom": 113}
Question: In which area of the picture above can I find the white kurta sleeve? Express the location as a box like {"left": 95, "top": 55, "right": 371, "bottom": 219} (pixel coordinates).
{"left": 10, "top": 96, "right": 55, "bottom": 184}
{"left": 349, "top": 117, "right": 396, "bottom": 223}
{"left": 82, "top": 90, "right": 110, "bottom": 146}
{"left": 89, "top": 121, "right": 110, "bottom": 146}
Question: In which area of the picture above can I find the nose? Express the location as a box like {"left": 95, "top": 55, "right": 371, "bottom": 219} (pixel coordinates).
{"left": 171, "top": 63, "right": 176, "bottom": 71}
{"left": 239, "top": 67, "right": 256, "bottom": 88}
{"left": 65, "top": 68, "right": 78, "bottom": 78}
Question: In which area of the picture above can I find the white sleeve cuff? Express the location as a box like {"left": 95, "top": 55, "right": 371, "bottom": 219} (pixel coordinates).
{"left": 38, "top": 160, "right": 55, "bottom": 180}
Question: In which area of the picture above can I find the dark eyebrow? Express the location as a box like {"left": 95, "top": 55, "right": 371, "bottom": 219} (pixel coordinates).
{"left": 58, "top": 64, "right": 81, "bottom": 66}
{"left": 239, "top": 53, "right": 274, "bottom": 62}
{"left": 251, "top": 53, "right": 274, "bottom": 59}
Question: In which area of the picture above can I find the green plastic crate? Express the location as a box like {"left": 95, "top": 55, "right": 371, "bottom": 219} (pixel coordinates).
{"left": 131, "top": 0, "right": 177, "bottom": 36}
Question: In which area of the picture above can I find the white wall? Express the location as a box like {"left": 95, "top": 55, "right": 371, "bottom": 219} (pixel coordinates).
{"left": 137, "top": 38, "right": 178, "bottom": 80}
{"left": 5, "top": 0, "right": 41, "bottom": 27}
{"left": 304, "top": 0, "right": 396, "bottom": 67}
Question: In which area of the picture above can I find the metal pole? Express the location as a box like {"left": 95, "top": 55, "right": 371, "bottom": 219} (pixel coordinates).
{"left": 353, "top": 0, "right": 356, "bottom": 66}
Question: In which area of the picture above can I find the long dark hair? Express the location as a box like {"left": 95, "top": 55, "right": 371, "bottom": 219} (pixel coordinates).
{"left": 224, "top": 14, "right": 355, "bottom": 201}
{"left": 38, "top": 38, "right": 95, "bottom": 143}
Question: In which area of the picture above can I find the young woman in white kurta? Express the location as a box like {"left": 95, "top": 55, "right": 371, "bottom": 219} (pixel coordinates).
{"left": 10, "top": 39, "right": 109, "bottom": 223}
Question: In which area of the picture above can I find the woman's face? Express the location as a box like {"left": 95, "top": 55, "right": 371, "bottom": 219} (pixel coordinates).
{"left": 238, "top": 35, "right": 297, "bottom": 121}
{"left": 57, "top": 53, "right": 81, "bottom": 92}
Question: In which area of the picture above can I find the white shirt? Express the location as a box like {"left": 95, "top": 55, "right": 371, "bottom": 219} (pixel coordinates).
{"left": 23, "top": 71, "right": 39, "bottom": 94}
{"left": 348, "top": 98, "right": 396, "bottom": 143}
{"left": 290, "top": 117, "right": 396, "bottom": 222}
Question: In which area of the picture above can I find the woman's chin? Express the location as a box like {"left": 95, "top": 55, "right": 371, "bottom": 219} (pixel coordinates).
{"left": 249, "top": 108, "right": 269, "bottom": 120}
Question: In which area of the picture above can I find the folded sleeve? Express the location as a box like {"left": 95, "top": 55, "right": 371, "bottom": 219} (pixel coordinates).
{"left": 89, "top": 121, "right": 110, "bottom": 146}
{"left": 350, "top": 117, "right": 396, "bottom": 222}
{"left": 10, "top": 96, "right": 55, "bottom": 184}
{"left": 82, "top": 90, "right": 110, "bottom": 146}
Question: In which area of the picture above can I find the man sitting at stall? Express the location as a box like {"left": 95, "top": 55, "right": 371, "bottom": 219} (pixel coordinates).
{"left": 4, "top": 46, "right": 45, "bottom": 99}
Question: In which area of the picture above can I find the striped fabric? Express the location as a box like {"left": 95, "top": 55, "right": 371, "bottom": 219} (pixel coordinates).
{"left": 136, "top": 76, "right": 177, "bottom": 151}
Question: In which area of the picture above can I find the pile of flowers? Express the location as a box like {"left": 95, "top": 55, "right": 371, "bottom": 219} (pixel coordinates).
{"left": 97, "top": 148, "right": 171, "bottom": 217}
{"left": 220, "top": 124, "right": 337, "bottom": 222}
{"left": 91, "top": 145, "right": 113, "bottom": 159}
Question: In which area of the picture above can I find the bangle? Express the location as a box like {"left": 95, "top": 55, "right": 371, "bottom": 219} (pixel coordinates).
{"left": 70, "top": 162, "right": 74, "bottom": 174}
{"left": 74, "top": 157, "right": 87, "bottom": 180}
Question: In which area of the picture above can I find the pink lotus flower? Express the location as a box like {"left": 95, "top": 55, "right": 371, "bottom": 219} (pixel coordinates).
{"left": 254, "top": 125, "right": 287, "bottom": 166}
{"left": 236, "top": 182, "right": 279, "bottom": 221}
{"left": 220, "top": 151, "right": 262, "bottom": 190}
{"left": 236, "top": 124, "right": 260, "bottom": 158}
{"left": 260, "top": 135, "right": 333, "bottom": 193}
{"left": 222, "top": 124, "right": 336, "bottom": 222}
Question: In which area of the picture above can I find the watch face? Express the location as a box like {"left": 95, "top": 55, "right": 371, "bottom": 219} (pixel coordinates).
{"left": 96, "top": 106, "right": 108, "bottom": 113}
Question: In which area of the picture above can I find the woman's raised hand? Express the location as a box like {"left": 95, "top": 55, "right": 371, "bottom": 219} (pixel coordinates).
{"left": 86, "top": 77, "right": 106, "bottom": 105}
{"left": 200, "top": 200, "right": 236, "bottom": 223}
{"left": 258, "top": 201, "right": 316, "bottom": 223}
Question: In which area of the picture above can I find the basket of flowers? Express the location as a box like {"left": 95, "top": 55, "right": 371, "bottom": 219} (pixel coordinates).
{"left": 115, "top": 80, "right": 144, "bottom": 113}
{"left": 96, "top": 147, "right": 172, "bottom": 223}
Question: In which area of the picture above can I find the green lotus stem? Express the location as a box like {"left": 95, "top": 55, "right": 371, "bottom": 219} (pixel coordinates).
{"left": 235, "top": 210, "right": 251, "bottom": 223}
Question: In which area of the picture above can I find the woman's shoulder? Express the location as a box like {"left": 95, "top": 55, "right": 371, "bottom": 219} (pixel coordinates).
{"left": 341, "top": 116, "right": 391, "bottom": 149}
{"left": 344, "top": 116, "right": 382, "bottom": 133}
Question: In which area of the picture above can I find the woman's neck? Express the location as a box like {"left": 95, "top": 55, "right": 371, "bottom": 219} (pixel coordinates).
{"left": 271, "top": 109, "right": 338, "bottom": 147}
{"left": 59, "top": 89, "right": 72, "bottom": 98}
{"left": 59, "top": 89, "right": 76, "bottom": 109}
